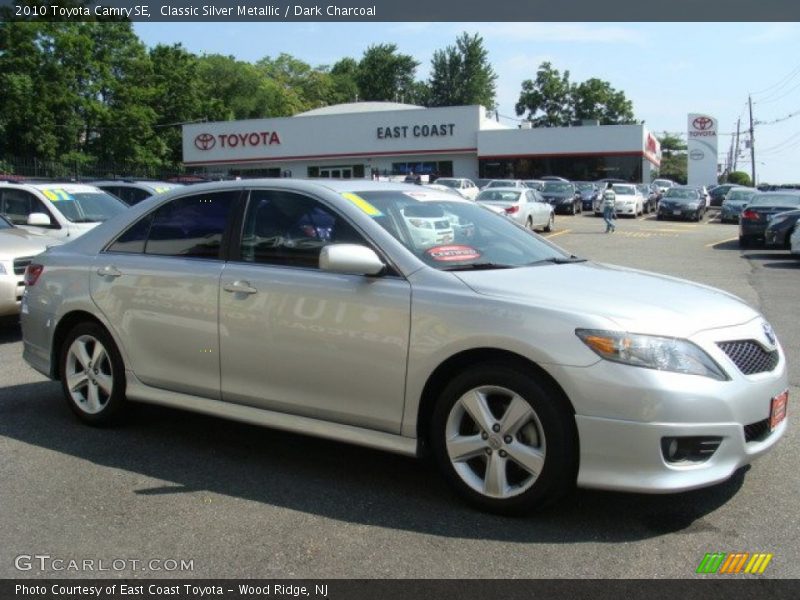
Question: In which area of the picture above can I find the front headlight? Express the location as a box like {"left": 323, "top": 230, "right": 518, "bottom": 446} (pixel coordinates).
{"left": 575, "top": 329, "right": 728, "bottom": 380}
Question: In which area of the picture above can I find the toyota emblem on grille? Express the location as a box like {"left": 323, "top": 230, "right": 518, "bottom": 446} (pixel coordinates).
{"left": 762, "top": 322, "right": 777, "bottom": 346}
{"left": 692, "top": 116, "right": 714, "bottom": 131}
{"left": 194, "top": 133, "right": 216, "bottom": 151}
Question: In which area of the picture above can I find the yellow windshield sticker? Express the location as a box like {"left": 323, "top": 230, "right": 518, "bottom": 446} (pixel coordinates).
{"left": 42, "top": 188, "right": 74, "bottom": 201}
{"left": 154, "top": 187, "right": 170, "bottom": 194}
{"left": 341, "top": 192, "right": 383, "bottom": 217}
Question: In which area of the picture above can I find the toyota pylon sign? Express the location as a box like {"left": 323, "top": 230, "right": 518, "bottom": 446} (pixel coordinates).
{"left": 687, "top": 113, "right": 718, "bottom": 187}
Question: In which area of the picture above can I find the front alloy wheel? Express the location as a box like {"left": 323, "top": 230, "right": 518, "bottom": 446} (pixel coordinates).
{"left": 431, "top": 365, "right": 577, "bottom": 515}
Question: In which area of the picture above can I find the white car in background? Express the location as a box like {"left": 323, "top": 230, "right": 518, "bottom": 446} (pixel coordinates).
{"left": 476, "top": 187, "right": 555, "bottom": 232}
{"left": 0, "top": 182, "right": 128, "bottom": 240}
{"left": 433, "top": 178, "right": 479, "bottom": 200}
{"left": 612, "top": 184, "right": 644, "bottom": 217}
{"left": 401, "top": 204, "right": 455, "bottom": 248}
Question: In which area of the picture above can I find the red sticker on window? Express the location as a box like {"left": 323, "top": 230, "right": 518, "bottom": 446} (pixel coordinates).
{"left": 426, "top": 245, "right": 482, "bottom": 262}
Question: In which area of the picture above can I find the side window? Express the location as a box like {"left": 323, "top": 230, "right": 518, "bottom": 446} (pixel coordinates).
{"left": 144, "top": 191, "right": 238, "bottom": 259}
{"left": 107, "top": 214, "right": 153, "bottom": 254}
{"left": 240, "top": 190, "right": 365, "bottom": 269}
{"left": 125, "top": 188, "right": 151, "bottom": 205}
{"left": 1, "top": 189, "right": 55, "bottom": 227}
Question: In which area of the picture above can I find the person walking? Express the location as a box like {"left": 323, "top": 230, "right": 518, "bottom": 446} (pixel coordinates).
{"left": 602, "top": 182, "right": 617, "bottom": 233}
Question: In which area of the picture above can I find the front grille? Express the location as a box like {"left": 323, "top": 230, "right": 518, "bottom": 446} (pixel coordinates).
{"left": 744, "top": 418, "right": 770, "bottom": 443}
{"left": 13, "top": 256, "right": 33, "bottom": 276}
{"left": 434, "top": 220, "right": 450, "bottom": 230}
{"left": 717, "top": 340, "right": 779, "bottom": 375}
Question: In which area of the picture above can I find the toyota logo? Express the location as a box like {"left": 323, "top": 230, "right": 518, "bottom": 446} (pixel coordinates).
{"left": 194, "top": 133, "right": 216, "bottom": 151}
{"left": 692, "top": 116, "right": 714, "bottom": 131}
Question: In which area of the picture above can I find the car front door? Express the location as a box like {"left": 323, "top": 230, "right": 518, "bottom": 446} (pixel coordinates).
{"left": 90, "top": 190, "right": 241, "bottom": 400}
{"left": 218, "top": 188, "right": 411, "bottom": 433}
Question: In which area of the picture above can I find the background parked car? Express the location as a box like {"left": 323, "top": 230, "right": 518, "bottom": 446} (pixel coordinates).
{"left": 709, "top": 184, "right": 739, "bottom": 207}
{"left": 764, "top": 209, "right": 800, "bottom": 248}
{"left": 657, "top": 186, "right": 705, "bottom": 221}
{"left": 484, "top": 179, "right": 526, "bottom": 190}
{"left": 0, "top": 182, "right": 127, "bottom": 239}
{"left": 653, "top": 178, "right": 676, "bottom": 195}
{"left": 92, "top": 180, "right": 183, "bottom": 206}
{"left": 0, "top": 214, "right": 61, "bottom": 317}
{"left": 720, "top": 187, "right": 756, "bottom": 223}
{"left": 431, "top": 178, "right": 479, "bottom": 200}
{"left": 541, "top": 181, "right": 582, "bottom": 215}
{"left": 476, "top": 187, "right": 555, "bottom": 231}
{"left": 636, "top": 184, "right": 658, "bottom": 214}
{"left": 610, "top": 183, "right": 644, "bottom": 217}
{"left": 574, "top": 182, "right": 600, "bottom": 212}
{"left": 475, "top": 178, "right": 493, "bottom": 190}
{"left": 523, "top": 180, "right": 545, "bottom": 191}
{"left": 790, "top": 223, "right": 800, "bottom": 256}
{"left": 739, "top": 192, "right": 800, "bottom": 247}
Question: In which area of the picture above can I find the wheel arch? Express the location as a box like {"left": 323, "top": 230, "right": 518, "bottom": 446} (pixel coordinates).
{"left": 415, "top": 347, "right": 577, "bottom": 454}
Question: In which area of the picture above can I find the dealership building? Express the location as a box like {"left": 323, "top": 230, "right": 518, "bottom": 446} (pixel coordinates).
{"left": 182, "top": 102, "right": 661, "bottom": 182}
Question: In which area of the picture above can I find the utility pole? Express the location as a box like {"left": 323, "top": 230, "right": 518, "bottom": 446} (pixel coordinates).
{"left": 733, "top": 118, "right": 741, "bottom": 172}
{"left": 748, "top": 96, "right": 756, "bottom": 185}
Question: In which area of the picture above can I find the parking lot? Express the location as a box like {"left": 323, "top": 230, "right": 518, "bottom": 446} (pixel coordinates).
{"left": 1, "top": 207, "right": 798, "bottom": 579}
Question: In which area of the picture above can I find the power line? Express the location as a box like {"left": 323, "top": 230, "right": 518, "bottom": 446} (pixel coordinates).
{"left": 755, "top": 107, "right": 800, "bottom": 126}
{"left": 751, "top": 63, "right": 800, "bottom": 99}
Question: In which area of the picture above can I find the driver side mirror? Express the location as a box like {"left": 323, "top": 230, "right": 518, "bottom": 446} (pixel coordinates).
{"left": 27, "top": 212, "right": 51, "bottom": 227}
{"left": 320, "top": 244, "right": 386, "bottom": 276}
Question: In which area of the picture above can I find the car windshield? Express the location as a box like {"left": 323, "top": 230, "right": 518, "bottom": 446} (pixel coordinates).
{"left": 542, "top": 182, "right": 571, "bottom": 193}
{"left": 654, "top": 180, "right": 672, "bottom": 187}
{"left": 748, "top": 194, "right": 800, "bottom": 207}
{"left": 42, "top": 190, "right": 127, "bottom": 223}
{"left": 350, "top": 190, "right": 568, "bottom": 270}
{"left": 476, "top": 190, "right": 522, "bottom": 203}
{"left": 613, "top": 186, "right": 634, "bottom": 195}
{"left": 487, "top": 180, "right": 515, "bottom": 188}
{"left": 665, "top": 189, "right": 697, "bottom": 199}
{"left": 575, "top": 183, "right": 593, "bottom": 191}
{"left": 726, "top": 190, "right": 755, "bottom": 202}
{"left": 435, "top": 179, "right": 458, "bottom": 189}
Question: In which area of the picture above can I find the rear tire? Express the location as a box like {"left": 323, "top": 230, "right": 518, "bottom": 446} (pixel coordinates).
{"left": 543, "top": 214, "right": 554, "bottom": 233}
{"left": 430, "top": 364, "right": 578, "bottom": 515}
{"left": 60, "top": 322, "right": 127, "bottom": 426}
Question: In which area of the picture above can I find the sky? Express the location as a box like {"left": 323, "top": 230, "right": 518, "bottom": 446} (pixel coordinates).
{"left": 133, "top": 22, "right": 800, "bottom": 184}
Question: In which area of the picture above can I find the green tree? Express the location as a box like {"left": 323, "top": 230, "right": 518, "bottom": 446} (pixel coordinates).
{"left": 515, "top": 62, "right": 573, "bottom": 126}
{"left": 727, "top": 171, "right": 752, "bottom": 186}
{"left": 656, "top": 133, "right": 687, "bottom": 184}
{"left": 571, "top": 78, "right": 635, "bottom": 124}
{"left": 329, "top": 58, "right": 360, "bottom": 104}
{"left": 356, "top": 44, "right": 419, "bottom": 102}
{"left": 428, "top": 32, "right": 497, "bottom": 108}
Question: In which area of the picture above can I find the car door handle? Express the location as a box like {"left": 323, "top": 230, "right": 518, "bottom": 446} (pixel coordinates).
{"left": 96, "top": 265, "right": 122, "bottom": 278}
{"left": 223, "top": 280, "right": 258, "bottom": 295}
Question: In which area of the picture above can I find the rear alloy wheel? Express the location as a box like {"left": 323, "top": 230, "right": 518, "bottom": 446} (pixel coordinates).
{"left": 431, "top": 365, "right": 577, "bottom": 515}
{"left": 60, "top": 322, "right": 127, "bottom": 425}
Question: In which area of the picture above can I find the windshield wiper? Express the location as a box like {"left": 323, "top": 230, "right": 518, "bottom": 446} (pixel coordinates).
{"left": 441, "top": 262, "right": 516, "bottom": 271}
{"left": 526, "top": 256, "right": 587, "bottom": 266}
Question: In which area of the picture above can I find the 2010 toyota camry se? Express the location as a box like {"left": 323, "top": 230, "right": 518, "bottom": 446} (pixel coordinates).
{"left": 20, "top": 180, "right": 788, "bottom": 515}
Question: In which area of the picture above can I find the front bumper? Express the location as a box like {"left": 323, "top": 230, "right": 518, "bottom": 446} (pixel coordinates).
{"left": 546, "top": 318, "right": 788, "bottom": 493}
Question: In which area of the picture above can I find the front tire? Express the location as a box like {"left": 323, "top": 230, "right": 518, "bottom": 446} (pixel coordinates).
{"left": 543, "top": 213, "right": 554, "bottom": 233}
{"left": 60, "top": 322, "right": 127, "bottom": 425}
{"left": 430, "top": 365, "right": 577, "bottom": 515}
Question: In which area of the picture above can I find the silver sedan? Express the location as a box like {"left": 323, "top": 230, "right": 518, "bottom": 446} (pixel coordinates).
{"left": 20, "top": 180, "right": 788, "bottom": 515}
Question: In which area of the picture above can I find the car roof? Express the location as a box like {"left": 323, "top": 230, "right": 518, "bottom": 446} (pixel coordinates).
{"left": 0, "top": 181, "right": 107, "bottom": 193}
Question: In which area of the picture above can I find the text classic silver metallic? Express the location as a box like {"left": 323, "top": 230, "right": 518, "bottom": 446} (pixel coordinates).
{"left": 20, "top": 180, "right": 788, "bottom": 514}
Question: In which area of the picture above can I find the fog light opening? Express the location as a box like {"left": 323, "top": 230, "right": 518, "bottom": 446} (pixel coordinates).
{"left": 661, "top": 436, "right": 723, "bottom": 464}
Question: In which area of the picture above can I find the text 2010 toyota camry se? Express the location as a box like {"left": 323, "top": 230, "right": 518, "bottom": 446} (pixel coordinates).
{"left": 20, "top": 180, "right": 788, "bottom": 515}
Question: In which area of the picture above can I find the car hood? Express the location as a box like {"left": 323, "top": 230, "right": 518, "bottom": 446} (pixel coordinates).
{"left": 0, "top": 228, "right": 63, "bottom": 258}
{"left": 453, "top": 261, "right": 756, "bottom": 338}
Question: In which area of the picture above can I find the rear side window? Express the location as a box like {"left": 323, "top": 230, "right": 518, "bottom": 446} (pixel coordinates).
{"left": 0, "top": 189, "right": 56, "bottom": 227}
{"left": 107, "top": 191, "right": 238, "bottom": 258}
